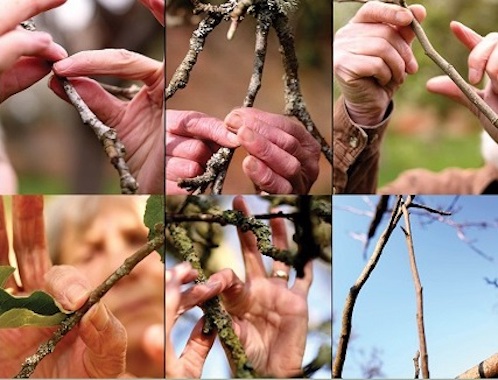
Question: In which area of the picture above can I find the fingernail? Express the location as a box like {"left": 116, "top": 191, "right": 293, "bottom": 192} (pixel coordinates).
{"left": 226, "top": 131, "right": 240, "bottom": 146}
{"left": 54, "top": 43, "right": 68, "bottom": 59}
{"left": 245, "top": 156, "right": 259, "bottom": 172}
{"left": 90, "top": 302, "right": 109, "bottom": 332}
{"left": 469, "top": 68, "right": 480, "bottom": 84}
{"left": 65, "top": 283, "right": 89, "bottom": 308}
{"left": 53, "top": 59, "right": 71, "bottom": 73}
{"left": 238, "top": 126, "right": 255, "bottom": 143}
{"left": 205, "top": 280, "right": 221, "bottom": 290}
{"left": 225, "top": 113, "right": 244, "bottom": 131}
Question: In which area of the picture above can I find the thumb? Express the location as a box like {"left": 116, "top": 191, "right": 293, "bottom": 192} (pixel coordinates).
{"left": 426, "top": 75, "right": 483, "bottom": 112}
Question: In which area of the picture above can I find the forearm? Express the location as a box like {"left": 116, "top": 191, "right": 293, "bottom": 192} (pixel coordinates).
{"left": 333, "top": 96, "right": 391, "bottom": 194}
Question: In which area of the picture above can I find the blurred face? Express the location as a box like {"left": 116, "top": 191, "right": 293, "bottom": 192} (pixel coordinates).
{"left": 57, "top": 200, "right": 164, "bottom": 373}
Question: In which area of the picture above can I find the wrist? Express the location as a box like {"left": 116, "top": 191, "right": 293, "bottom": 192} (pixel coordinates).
{"left": 344, "top": 100, "right": 390, "bottom": 126}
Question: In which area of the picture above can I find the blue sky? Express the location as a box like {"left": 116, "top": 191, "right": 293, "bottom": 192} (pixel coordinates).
{"left": 333, "top": 195, "right": 498, "bottom": 378}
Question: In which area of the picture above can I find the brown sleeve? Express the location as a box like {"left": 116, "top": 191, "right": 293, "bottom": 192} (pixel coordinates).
{"left": 378, "top": 163, "right": 498, "bottom": 194}
{"left": 333, "top": 96, "right": 391, "bottom": 194}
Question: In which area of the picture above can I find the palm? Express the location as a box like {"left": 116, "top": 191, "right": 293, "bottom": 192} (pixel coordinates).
{"left": 222, "top": 277, "right": 308, "bottom": 377}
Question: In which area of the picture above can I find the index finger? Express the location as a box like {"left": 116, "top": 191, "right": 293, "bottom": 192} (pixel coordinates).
{"left": 351, "top": 2, "right": 414, "bottom": 26}
{"left": 12, "top": 195, "right": 51, "bottom": 292}
{"left": 0, "top": 0, "right": 66, "bottom": 36}
{"left": 0, "top": 197, "right": 17, "bottom": 291}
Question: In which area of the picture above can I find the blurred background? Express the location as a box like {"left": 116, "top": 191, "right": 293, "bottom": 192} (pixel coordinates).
{"left": 166, "top": 1, "right": 332, "bottom": 194}
{"left": 0, "top": 0, "right": 163, "bottom": 193}
{"left": 333, "top": 0, "right": 498, "bottom": 187}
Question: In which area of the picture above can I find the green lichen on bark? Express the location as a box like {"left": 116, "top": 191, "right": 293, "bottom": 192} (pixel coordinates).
{"left": 167, "top": 223, "right": 257, "bottom": 378}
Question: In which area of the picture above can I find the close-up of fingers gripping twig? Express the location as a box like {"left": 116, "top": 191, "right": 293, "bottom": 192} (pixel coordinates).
{"left": 14, "top": 224, "right": 165, "bottom": 378}
{"left": 167, "top": 0, "right": 332, "bottom": 194}
{"left": 20, "top": 20, "right": 139, "bottom": 194}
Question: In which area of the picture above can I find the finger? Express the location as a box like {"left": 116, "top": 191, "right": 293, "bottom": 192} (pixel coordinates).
{"left": 351, "top": 2, "right": 414, "bottom": 26}
{"left": 242, "top": 155, "right": 296, "bottom": 194}
{"left": 396, "top": 5, "right": 427, "bottom": 45}
{"left": 166, "top": 156, "right": 205, "bottom": 182}
{"left": 139, "top": 0, "right": 165, "bottom": 26}
{"left": 12, "top": 195, "right": 51, "bottom": 292}
{"left": 467, "top": 33, "right": 498, "bottom": 84}
{"left": 450, "top": 21, "right": 482, "bottom": 51}
{"left": 291, "top": 260, "right": 313, "bottom": 297}
{"left": 79, "top": 302, "right": 127, "bottom": 377}
{"left": 44, "top": 265, "right": 91, "bottom": 311}
{"left": 233, "top": 195, "right": 267, "bottom": 279}
{"left": 48, "top": 75, "right": 125, "bottom": 127}
{"left": 0, "top": 197, "right": 17, "bottom": 291}
{"left": 488, "top": 47, "right": 498, "bottom": 94}
{"left": 238, "top": 126, "right": 304, "bottom": 193}
{"left": 53, "top": 49, "right": 162, "bottom": 87}
{"left": 270, "top": 213, "right": 291, "bottom": 281}
{"left": 142, "top": 324, "right": 165, "bottom": 374}
{"left": 166, "top": 110, "right": 239, "bottom": 148}
{"left": 426, "top": 75, "right": 480, "bottom": 111}
{"left": 179, "top": 317, "right": 217, "bottom": 378}
{"left": 0, "top": 30, "right": 66, "bottom": 72}
{"left": 166, "top": 134, "right": 217, "bottom": 163}
{"left": 0, "top": 0, "right": 66, "bottom": 35}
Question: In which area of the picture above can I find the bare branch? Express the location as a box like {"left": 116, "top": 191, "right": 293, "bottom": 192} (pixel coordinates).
{"left": 332, "top": 195, "right": 408, "bottom": 378}
{"left": 401, "top": 202, "right": 430, "bottom": 379}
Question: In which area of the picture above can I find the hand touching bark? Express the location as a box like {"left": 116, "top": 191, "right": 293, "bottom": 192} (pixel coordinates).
{"left": 225, "top": 108, "right": 320, "bottom": 194}
{"left": 0, "top": 196, "right": 126, "bottom": 378}
{"left": 165, "top": 262, "right": 217, "bottom": 378}
{"left": 204, "top": 196, "right": 313, "bottom": 377}
{"left": 0, "top": 0, "right": 68, "bottom": 103}
{"left": 333, "top": 2, "right": 426, "bottom": 125}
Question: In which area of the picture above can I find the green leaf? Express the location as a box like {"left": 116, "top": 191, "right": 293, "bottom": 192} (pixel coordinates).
{"left": 144, "top": 195, "right": 165, "bottom": 261}
{"left": 0, "top": 266, "right": 67, "bottom": 328}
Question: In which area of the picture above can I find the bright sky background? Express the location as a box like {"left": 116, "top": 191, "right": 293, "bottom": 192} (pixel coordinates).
{"left": 167, "top": 195, "right": 332, "bottom": 379}
{"left": 333, "top": 195, "right": 498, "bottom": 379}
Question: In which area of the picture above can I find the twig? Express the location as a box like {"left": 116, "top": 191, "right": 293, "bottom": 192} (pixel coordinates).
{"left": 99, "top": 83, "right": 141, "bottom": 100}
{"left": 15, "top": 225, "right": 165, "bottom": 378}
{"left": 413, "top": 350, "right": 420, "bottom": 379}
{"left": 20, "top": 21, "right": 138, "bottom": 194}
{"left": 168, "top": 222, "right": 257, "bottom": 378}
{"left": 401, "top": 201, "right": 430, "bottom": 379}
{"left": 332, "top": 195, "right": 407, "bottom": 378}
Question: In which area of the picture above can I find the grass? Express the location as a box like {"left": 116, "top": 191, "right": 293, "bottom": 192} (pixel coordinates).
{"left": 378, "top": 131, "right": 483, "bottom": 188}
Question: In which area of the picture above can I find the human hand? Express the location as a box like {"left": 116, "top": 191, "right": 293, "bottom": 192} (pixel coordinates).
{"left": 166, "top": 110, "right": 240, "bottom": 194}
{"left": 333, "top": 2, "right": 426, "bottom": 125}
{"left": 0, "top": 196, "right": 126, "bottom": 378}
{"left": 165, "top": 262, "right": 217, "bottom": 378}
{"left": 203, "top": 196, "right": 313, "bottom": 377}
{"left": 49, "top": 49, "right": 164, "bottom": 194}
{"left": 0, "top": 0, "right": 68, "bottom": 103}
{"left": 138, "top": 0, "right": 165, "bottom": 25}
{"left": 426, "top": 22, "right": 498, "bottom": 142}
{"left": 225, "top": 108, "right": 320, "bottom": 194}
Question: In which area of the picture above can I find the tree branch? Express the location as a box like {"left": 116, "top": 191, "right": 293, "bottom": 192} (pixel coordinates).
{"left": 15, "top": 224, "right": 165, "bottom": 378}
{"left": 332, "top": 195, "right": 408, "bottom": 378}
{"left": 456, "top": 353, "right": 498, "bottom": 379}
{"left": 401, "top": 202, "right": 430, "bottom": 379}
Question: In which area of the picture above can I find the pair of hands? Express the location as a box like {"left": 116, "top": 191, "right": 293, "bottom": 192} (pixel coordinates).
{"left": 166, "top": 108, "right": 321, "bottom": 195}
{"left": 0, "top": 196, "right": 127, "bottom": 378}
{"left": 166, "top": 196, "right": 313, "bottom": 378}
{"left": 334, "top": 1, "right": 498, "bottom": 135}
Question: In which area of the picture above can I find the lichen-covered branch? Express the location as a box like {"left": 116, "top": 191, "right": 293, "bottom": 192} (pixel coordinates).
{"left": 167, "top": 223, "right": 257, "bottom": 378}
{"left": 169, "top": 0, "right": 331, "bottom": 194}
{"left": 15, "top": 225, "right": 165, "bottom": 378}
{"left": 21, "top": 21, "right": 138, "bottom": 194}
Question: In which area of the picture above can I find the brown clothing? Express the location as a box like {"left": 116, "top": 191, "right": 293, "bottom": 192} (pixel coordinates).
{"left": 333, "top": 96, "right": 498, "bottom": 194}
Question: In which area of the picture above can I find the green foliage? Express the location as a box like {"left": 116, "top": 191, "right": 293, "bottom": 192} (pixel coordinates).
{"left": 0, "top": 266, "right": 67, "bottom": 328}
{"left": 144, "top": 195, "right": 165, "bottom": 260}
